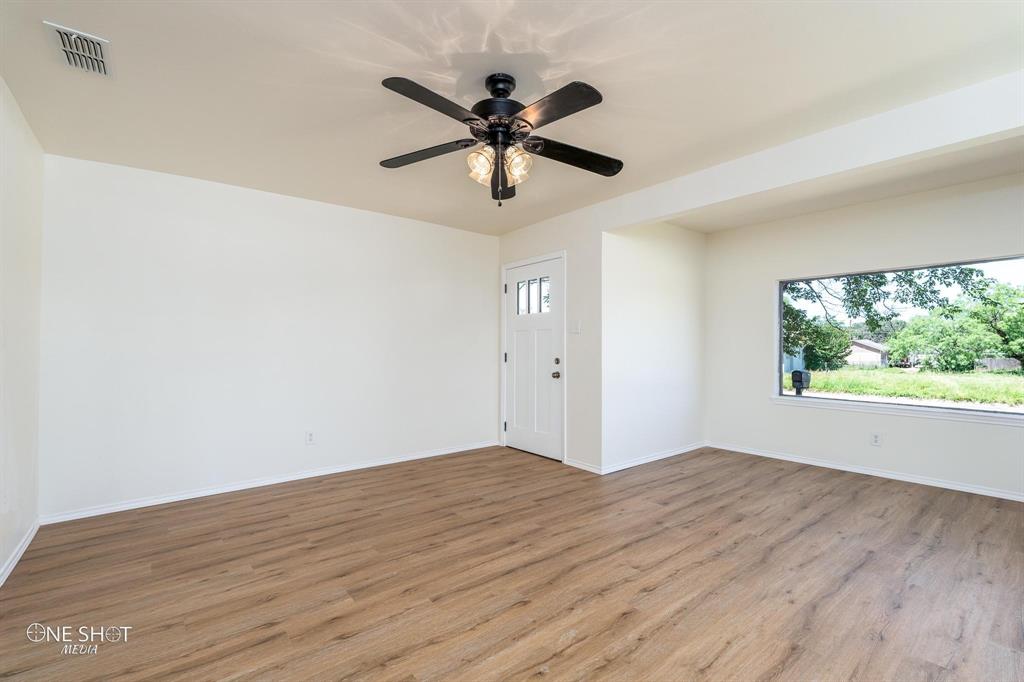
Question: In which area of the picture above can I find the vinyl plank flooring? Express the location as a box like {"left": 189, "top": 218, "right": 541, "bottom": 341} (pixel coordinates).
{"left": 1, "top": 446, "right": 1020, "bottom": 681}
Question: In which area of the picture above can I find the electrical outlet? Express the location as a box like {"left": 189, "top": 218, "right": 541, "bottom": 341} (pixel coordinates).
{"left": 870, "top": 433, "right": 882, "bottom": 447}
{"left": 305, "top": 431, "right": 315, "bottom": 446}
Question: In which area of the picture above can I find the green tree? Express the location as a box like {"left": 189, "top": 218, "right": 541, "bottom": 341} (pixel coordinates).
{"left": 803, "top": 320, "right": 851, "bottom": 370}
{"left": 888, "top": 311, "right": 1003, "bottom": 372}
{"left": 784, "top": 265, "right": 988, "bottom": 333}
{"left": 781, "top": 300, "right": 810, "bottom": 356}
{"left": 966, "top": 283, "right": 1024, "bottom": 364}
{"left": 846, "top": 318, "right": 906, "bottom": 344}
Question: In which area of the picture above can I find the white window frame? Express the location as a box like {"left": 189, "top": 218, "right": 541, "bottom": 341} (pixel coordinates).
{"left": 772, "top": 255, "right": 1024, "bottom": 428}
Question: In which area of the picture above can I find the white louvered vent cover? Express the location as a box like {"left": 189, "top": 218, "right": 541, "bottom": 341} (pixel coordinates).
{"left": 45, "top": 21, "right": 109, "bottom": 75}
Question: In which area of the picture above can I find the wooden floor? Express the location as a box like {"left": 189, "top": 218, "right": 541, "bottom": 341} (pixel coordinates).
{"left": 1, "top": 446, "right": 1021, "bottom": 681}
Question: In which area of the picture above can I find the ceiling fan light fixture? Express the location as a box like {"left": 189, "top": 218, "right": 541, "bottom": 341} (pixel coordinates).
{"left": 467, "top": 145, "right": 495, "bottom": 185}
{"left": 381, "top": 73, "right": 622, "bottom": 204}
{"left": 466, "top": 145, "right": 533, "bottom": 187}
{"left": 505, "top": 146, "right": 532, "bottom": 185}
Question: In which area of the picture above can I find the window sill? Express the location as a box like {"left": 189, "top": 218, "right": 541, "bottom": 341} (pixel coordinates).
{"left": 771, "top": 394, "right": 1024, "bottom": 427}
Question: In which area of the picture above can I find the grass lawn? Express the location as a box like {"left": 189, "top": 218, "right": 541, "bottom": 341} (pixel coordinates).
{"left": 782, "top": 367, "right": 1024, "bottom": 406}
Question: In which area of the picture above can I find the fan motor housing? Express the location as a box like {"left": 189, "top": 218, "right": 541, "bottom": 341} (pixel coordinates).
{"left": 471, "top": 97, "right": 525, "bottom": 119}
{"left": 467, "top": 73, "right": 531, "bottom": 144}
{"left": 485, "top": 73, "right": 516, "bottom": 98}
{"left": 471, "top": 74, "right": 531, "bottom": 144}
{"left": 472, "top": 74, "right": 525, "bottom": 119}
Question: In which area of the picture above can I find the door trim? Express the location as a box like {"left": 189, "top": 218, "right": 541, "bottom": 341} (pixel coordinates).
{"left": 500, "top": 251, "right": 567, "bottom": 462}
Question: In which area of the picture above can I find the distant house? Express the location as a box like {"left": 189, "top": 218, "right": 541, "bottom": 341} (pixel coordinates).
{"left": 977, "top": 357, "right": 1022, "bottom": 371}
{"left": 847, "top": 339, "right": 888, "bottom": 367}
{"left": 783, "top": 347, "right": 805, "bottom": 372}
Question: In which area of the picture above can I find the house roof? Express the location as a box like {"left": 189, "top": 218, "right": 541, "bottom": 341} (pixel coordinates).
{"left": 852, "top": 339, "right": 887, "bottom": 352}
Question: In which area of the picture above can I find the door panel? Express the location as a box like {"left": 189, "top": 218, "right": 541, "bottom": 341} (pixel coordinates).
{"left": 505, "top": 258, "right": 564, "bottom": 460}
{"left": 512, "top": 329, "right": 532, "bottom": 430}
{"left": 534, "top": 329, "right": 552, "bottom": 434}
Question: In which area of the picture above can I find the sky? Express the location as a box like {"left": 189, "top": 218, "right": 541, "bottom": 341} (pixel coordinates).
{"left": 976, "top": 258, "right": 1024, "bottom": 286}
{"left": 789, "top": 256, "right": 1024, "bottom": 324}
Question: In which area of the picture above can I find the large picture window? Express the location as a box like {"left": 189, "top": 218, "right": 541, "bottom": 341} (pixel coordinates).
{"left": 779, "top": 256, "right": 1024, "bottom": 415}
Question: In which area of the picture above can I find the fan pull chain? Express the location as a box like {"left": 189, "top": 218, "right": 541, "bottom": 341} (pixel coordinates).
{"left": 497, "top": 140, "right": 503, "bottom": 207}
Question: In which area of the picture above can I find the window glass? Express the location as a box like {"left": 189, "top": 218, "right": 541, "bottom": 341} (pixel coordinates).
{"left": 517, "top": 281, "right": 527, "bottom": 315}
{"left": 528, "top": 278, "right": 540, "bottom": 314}
{"left": 779, "top": 256, "right": 1024, "bottom": 415}
{"left": 540, "top": 277, "right": 550, "bottom": 313}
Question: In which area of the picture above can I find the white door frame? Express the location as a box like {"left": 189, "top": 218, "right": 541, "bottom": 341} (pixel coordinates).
{"left": 500, "top": 250, "right": 568, "bottom": 462}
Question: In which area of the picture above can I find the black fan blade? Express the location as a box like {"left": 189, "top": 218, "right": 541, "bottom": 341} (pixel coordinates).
{"left": 516, "top": 82, "right": 602, "bottom": 131}
{"left": 490, "top": 143, "right": 515, "bottom": 201}
{"left": 380, "top": 139, "right": 477, "bottom": 168}
{"left": 382, "top": 77, "right": 485, "bottom": 129}
{"left": 523, "top": 136, "right": 623, "bottom": 177}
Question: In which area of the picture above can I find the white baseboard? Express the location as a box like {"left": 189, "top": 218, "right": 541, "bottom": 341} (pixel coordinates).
{"left": 600, "top": 442, "right": 709, "bottom": 474}
{"left": 1, "top": 521, "right": 39, "bottom": 589}
{"left": 39, "top": 440, "right": 500, "bottom": 525}
{"left": 708, "top": 441, "right": 1024, "bottom": 502}
{"left": 564, "top": 442, "right": 708, "bottom": 476}
{"left": 564, "top": 457, "right": 602, "bottom": 474}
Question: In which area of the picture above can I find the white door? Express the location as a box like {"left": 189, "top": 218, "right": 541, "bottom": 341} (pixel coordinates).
{"left": 504, "top": 257, "right": 564, "bottom": 460}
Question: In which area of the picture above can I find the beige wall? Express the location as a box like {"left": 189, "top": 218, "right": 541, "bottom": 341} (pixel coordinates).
{"left": 501, "top": 219, "right": 707, "bottom": 473}
{"left": 704, "top": 174, "right": 1024, "bottom": 497}
{"left": 501, "top": 175, "right": 1023, "bottom": 492}
{"left": 500, "top": 219, "right": 603, "bottom": 470}
{"left": 602, "top": 223, "right": 706, "bottom": 472}
{"left": 39, "top": 156, "right": 501, "bottom": 519}
{"left": 0, "top": 76, "right": 42, "bottom": 581}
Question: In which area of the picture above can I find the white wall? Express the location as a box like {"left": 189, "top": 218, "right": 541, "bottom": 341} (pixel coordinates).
{"left": 39, "top": 156, "right": 499, "bottom": 519}
{"left": 0, "top": 77, "right": 42, "bottom": 580}
{"left": 500, "top": 219, "right": 706, "bottom": 474}
{"left": 500, "top": 220, "right": 604, "bottom": 471}
{"left": 602, "top": 223, "right": 705, "bottom": 472}
{"left": 497, "top": 74, "right": 1023, "bottom": 487}
{"left": 704, "top": 174, "right": 1024, "bottom": 498}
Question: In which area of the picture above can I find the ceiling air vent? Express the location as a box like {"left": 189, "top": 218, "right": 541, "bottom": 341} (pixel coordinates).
{"left": 43, "top": 21, "right": 109, "bottom": 75}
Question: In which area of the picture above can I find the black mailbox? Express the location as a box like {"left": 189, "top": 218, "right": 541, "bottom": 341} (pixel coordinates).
{"left": 791, "top": 370, "right": 811, "bottom": 396}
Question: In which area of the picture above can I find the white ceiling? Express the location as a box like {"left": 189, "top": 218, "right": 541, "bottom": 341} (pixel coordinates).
{"left": 669, "top": 136, "right": 1024, "bottom": 232}
{"left": 2, "top": 1, "right": 1021, "bottom": 235}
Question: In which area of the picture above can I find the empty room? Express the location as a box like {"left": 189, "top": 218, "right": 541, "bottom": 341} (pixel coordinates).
{"left": 1, "top": 1, "right": 1022, "bottom": 679}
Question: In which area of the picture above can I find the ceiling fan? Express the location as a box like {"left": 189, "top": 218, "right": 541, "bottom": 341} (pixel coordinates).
{"left": 379, "top": 73, "right": 623, "bottom": 206}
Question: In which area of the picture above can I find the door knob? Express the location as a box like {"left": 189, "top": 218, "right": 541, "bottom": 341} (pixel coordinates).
{"left": 551, "top": 371, "right": 561, "bottom": 379}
